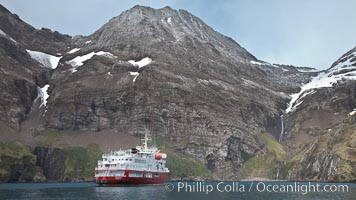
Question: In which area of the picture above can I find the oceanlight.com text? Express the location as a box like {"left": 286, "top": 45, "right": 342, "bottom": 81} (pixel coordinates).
{"left": 165, "top": 181, "right": 349, "bottom": 195}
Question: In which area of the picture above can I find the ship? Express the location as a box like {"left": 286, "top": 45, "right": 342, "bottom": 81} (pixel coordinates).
{"left": 95, "top": 132, "right": 170, "bottom": 186}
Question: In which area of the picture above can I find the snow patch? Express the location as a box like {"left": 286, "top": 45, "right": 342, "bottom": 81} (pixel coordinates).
{"left": 129, "top": 72, "right": 139, "bottom": 82}
{"left": 85, "top": 40, "right": 92, "bottom": 44}
{"left": 282, "top": 68, "right": 289, "bottom": 72}
{"left": 198, "top": 79, "right": 209, "bottom": 84}
{"left": 297, "top": 68, "right": 319, "bottom": 73}
{"left": 66, "top": 51, "right": 116, "bottom": 73}
{"left": 0, "top": 28, "right": 17, "bottom": 43}
{"left": 107, "top": 72, "right": 112, "bottom": 76}
{"left": 0, "top": 29, "right": 6, "bottom": 36}
{"left": 167, "top": 17, "right": 172, "bottom": 24}
{"left": 68, "top": 48, "right": 80, "bottom": 54}
{"left": 349, "top": 109, "right": 356, "bottom": 116}
{"left": 250, "top": 60, "right": 287, "bottom": 70}
{"left": 128, "top": 57, "right": 152, "bottom": 68}
{"left": 250, "top": 60, "right": 263, "bottom": 65}
{"left": 26, "top": 50, "right": 62, "bottom": 69}
{"left": 38, "top": 84, "right": 50, "bottom": 108}
{"left": 286, "top": 52, "right": 356, "bottom": 113}
{"left": 10, "top": 38, "right": 16, "bottom": 43}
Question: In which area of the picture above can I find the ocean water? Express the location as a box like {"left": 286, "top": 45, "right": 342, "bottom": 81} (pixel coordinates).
{"left": 0, "top": 181, "right": 355, "bottom": 200}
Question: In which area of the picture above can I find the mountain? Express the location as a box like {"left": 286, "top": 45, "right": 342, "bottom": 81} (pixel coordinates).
{"left": 40, "top": 5, "right": 315, "bottom": 180}
{"left": 0, "top": 5, "right": 70, "bottom": 131}
{"left": 0, "top": 4, "right": 354, "bottom": 182}
{"left": 281, "top": 47, "right": 356, "bottom": 181}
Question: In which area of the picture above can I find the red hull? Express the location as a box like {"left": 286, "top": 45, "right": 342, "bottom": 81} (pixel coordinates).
{"left": 95, "top": 170, "right": 169, "bottom": 186}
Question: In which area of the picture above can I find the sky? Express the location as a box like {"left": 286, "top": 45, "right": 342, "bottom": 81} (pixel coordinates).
{"left": 1, "top": 0, "right": 356, "bottom": 70}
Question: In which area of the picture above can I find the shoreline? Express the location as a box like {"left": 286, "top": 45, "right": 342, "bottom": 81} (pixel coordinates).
{"left": 1, "top": 177, "right": 355, "bottom": 184}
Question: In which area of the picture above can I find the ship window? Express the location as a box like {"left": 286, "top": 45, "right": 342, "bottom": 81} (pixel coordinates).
{"left": 154, "top": 173, "right": 159, "bottom": 178}
{"left": 134, "top": 159, "right": 146, "bottom": 164}
{"left": 126, "top": 159, "right": 128, "bottom": 161}
{"left": 128, "top": 171, "right": 143, "bottom": 177}
{"left": 115, "top": 170, "right": 124, "bottom": 177}
{"left": 144, "top": 172, "right": 152, "bottom": 178}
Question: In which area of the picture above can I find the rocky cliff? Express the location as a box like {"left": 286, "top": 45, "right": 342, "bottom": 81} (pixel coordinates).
{"left": 0, "top": 5, "right": 70, "bottom": 130}
{"left": 42, "top": 5, "right": 314, "bottom": 180}
{"left": 281, "top": 47, "right": 356, "bottom": 182}
{"left": 0, "top": 4, "right": 354, "bottom": 182}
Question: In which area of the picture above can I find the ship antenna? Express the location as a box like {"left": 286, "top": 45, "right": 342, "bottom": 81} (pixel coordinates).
{"left": 151, "top": 125, "right": 155, "bottom": 147}
{"left": 141, "top": 129, "right": 152, "bottom": 150}
{"left": 150, "top": 125, "right": 156, "bottom": 147}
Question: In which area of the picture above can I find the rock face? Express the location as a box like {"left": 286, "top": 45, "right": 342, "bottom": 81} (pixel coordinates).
{"left": 283, "top": 114, "right": 356, "bottom": 182}
{"left": 0, "top": 141, "right": 46, "bottom": 182}
{"left": 40, "top": 5, "right": 315, "bottom": 179}
{"left": 0, "top": 4, "right": 355, "bottom": 181}
{"left": 0, "top": 5, "right": 70, "bottom": 53}
{"left": 0, "top": 5, "right": 70, "bottom": 130}
{"left": 33, "top": 147, "right": 67, "bottom": 181}
{"left": 282, "top": 47, "right": 356, "bottom": 182}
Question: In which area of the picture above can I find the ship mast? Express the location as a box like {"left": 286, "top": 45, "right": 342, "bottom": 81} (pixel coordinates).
{"left": 141, "top": 130, "right": 152, "bottom": 150}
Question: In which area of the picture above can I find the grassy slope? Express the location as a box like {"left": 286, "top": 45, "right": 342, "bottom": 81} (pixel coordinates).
{"left": 239, "top": 133, "right": 287, "bottom": 179}
{"left": 61, "top": 143, "right": 102, "bottom": 181}
{"left": 0, "top": 141, "right": 37, "bottom": 181}
{"left": 283, "top": 121, "right": 356, "bottom": 181}
{"left": 155, "top": 137, "right": 213, "bottom": 179}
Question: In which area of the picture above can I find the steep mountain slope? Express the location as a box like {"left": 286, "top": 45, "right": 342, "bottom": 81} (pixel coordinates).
{"left": 282, "top": 47, "right": 356, "bottom": 181}
{"left": 0, "top": 5, "right": 70, "bottom": 131}
{"left": 0, "top": 5, "right": 70, "bottom": 53}
{"left": 3, "top": 4, "right": 354, "bottom": 182}
{"left": 32, "top": 6, "right": 317, "bottom": 179}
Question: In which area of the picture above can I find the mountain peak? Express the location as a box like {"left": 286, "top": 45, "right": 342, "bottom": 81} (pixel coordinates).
{"left": 130, "top": 5, "right": 175, "bottom": 13}
{"left": 91, "top": 5, "right": 255, "bottom": 61}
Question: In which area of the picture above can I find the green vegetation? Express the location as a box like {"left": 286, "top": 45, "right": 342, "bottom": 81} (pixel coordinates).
{"left": 0, "top": 141, "right": 37, "bottom": 182}
{"left": 155, "top": 137, "right": 213, "bottom": 179}
{"left": 33, "top": 129, "right": 103, "bottom": 181}
{"left": 239, "top": 134, "right": 288, "bottom": 179}
{"left": 240, "top": 155, "right": 273, "bottom": 179}
{"left": 0, "top": 141, "right": 35, "bottom": 159}
{"left": 62, "top": 143, "right": 102, "bottom": 180}
{"left": 258, "top": 134, "right": 287, "bottom": 161}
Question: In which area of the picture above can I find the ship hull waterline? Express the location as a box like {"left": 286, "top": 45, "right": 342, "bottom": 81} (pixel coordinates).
{"left": 95, "top": 170, "right": 169, "bottom": 186}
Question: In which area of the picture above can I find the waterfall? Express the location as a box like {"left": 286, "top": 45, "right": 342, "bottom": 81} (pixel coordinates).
{"left": 276, "top": 168, "right": 280, "bottom": 180}
{"left": 278, "top": 115, "right": 284, "bottom": 142}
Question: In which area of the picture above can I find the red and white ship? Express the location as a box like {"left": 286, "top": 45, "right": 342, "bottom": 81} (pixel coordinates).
{"left": 95, "top": 132, "right": 169, "bottom": 186}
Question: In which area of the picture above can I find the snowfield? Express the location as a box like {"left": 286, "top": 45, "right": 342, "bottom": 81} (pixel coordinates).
{"left": 286, "top": 51, "right": 356, "bottom": 113}
{"left": 66, "top": 51, "right": 116, "bottom": 73}
{"left": 128, "top": 57, "right": 152, "bottom": 68}
{"left": 26, "top": 50, "right": 62, "bottom": 69}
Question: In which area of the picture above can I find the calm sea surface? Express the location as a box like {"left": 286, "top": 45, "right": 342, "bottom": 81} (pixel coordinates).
{"left": 0, "top": 181, "right": 355, "bottom": 200}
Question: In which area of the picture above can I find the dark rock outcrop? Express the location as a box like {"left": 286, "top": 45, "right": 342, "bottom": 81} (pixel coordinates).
{"left": 33, "top": 147, "right": 67, "bottom": 181}
{"left": 0, "top": 141, "right": 46, "bottom": 182}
